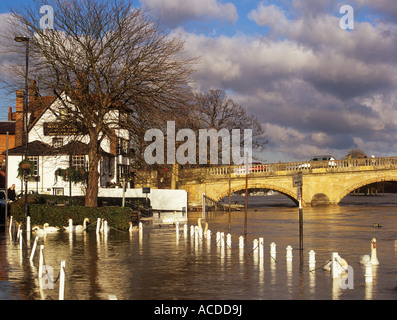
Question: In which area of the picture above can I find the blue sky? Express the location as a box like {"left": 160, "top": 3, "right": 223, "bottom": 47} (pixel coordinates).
{"left": 1, "top": 0, "right": 397, "bottom": 163}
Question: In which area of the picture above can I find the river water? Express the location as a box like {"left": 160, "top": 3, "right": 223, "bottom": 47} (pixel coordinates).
{"left": 1, "top": 194, "right": 397, "bottom": 301}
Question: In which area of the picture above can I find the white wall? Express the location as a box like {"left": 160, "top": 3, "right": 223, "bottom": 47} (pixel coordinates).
{"left": 98, "top": 188, "right": 188, "bottom": 212}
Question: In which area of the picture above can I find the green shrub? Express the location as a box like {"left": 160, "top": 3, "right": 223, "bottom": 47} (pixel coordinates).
{"left": 10, "top": 197, "right": 135, "bottom": 231}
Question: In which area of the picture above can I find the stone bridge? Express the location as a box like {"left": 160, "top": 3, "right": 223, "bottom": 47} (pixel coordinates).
{"left": 176, "top": 157, "right": 397, "bottom": 208}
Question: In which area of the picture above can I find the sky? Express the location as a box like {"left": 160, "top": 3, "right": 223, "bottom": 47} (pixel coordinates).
{"left": 0, "top": 0, "right": 397, "bottom": 163}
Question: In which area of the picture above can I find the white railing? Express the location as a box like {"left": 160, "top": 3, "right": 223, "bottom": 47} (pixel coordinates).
{"left": 205, "top": 156, "right": 397, "bottom": 176}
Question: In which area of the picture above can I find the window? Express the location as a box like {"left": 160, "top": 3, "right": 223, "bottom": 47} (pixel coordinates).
{"left": 27, "top": 156, "right": 39, "bottom": 176}
{"left": 72, "top": 155, "right": 86, "bottom": 170}
{"left": 117, "top": 138, "right": 129, "bottom": 155}
{"left": 52, "top": 138, "right": 63, "bottom": 148}
{"left": 53, "top": 188, "right": 64, "bottom": 196}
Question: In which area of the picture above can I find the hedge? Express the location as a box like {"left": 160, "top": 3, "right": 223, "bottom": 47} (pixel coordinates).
{"left": 10, "top": 197, "right": 135, "bottom": 231}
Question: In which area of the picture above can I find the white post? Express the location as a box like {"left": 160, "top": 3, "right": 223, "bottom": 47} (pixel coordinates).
{"left": 17, "top": 224, "right": 20, "bottom": 240}
{"left": 30, "top": 236, "right": 39, "bottom": 261}
{"left": 176, "top": 221, "right": 179, "bottom": 234}
{"left": 202, "top": 193, "right": 206, "bottom": 219}
{"left": 253, "top": 239, "right": 258, "bottom": 254}
{"left": 19, "top": 229, "right": 23, "bottom": 249}
{"left": 59, "top": 260, "right": 66, "bottom": 300}
{"left": 26, "top": 216, "right": 31, "bottom": 233}
{"left": 190, "top": 225, "right": 194, "bottom": 238}
{"left": 331, "top": 252, "right": 339, "bottom": 279}
{"left": 96, "top": 218, "right": 101, "bottom": 233}
{"left": 239, "top": 236, "right": 244, "bottom": 249}
{"left": 365, "top": 261, "right": 373, "bottom": 283}
{"left": 183, "top": 224, "right": 188, "bottom": 237}
{"left": 259, "top": 237, "right": 264, "bottom": 258}
{"left": 286, "top": 245, "right": 293, "bottom": 262}
{"left": 206, "top": 229, "right": 211, "bottom": 239}
{"left": 216, "top": 231, "right": 220, "bottom": 245}
{"left": 226, "top": 233, "right": 232, "bottom": 247}
{"left": 270, "top": 242, "right": 276, "bottom": 260}
{"left": 38, "top": 245, "right": 44, "bottom": 278}
{"left": 309, "top": 250, "right": 316, "bottom": 270}
{"left": 9, "top": 216, "right": 13, "bottom": 234}
{"left": 220, "top": 232, "right": 225, "bottom": 247}
{"left": 104, "top": 220, "right": 108, "bottom": 233}
{"left": 69, "top": 219, "right": 73, "bottom": 231}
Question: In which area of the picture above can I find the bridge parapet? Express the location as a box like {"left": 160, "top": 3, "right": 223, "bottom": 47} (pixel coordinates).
{"left": 205, "top": 156, "right": 397, "bottom": 177}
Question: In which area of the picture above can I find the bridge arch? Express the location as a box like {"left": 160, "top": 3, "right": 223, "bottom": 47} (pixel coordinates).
{"left": 334, "top": 176, "right": 397, "bottom": 205}
{"left": 211, "top": 183, "right": 299, "bottom": 206}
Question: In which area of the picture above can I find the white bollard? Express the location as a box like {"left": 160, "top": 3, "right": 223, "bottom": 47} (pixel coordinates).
{"left": 309, "top": 250, "right": 316, "bottom": 270}
{"left": 96, "top": 218, "right": 101, "bottom": 233}
{"left": 9, "top": 216, "right": 13, "bottom": 234}
{"left": 69, "top": 219, "right": 73, "bottom": 231}
{"left": 104, "top": 220, "right": 108, "bottom": 233}
{"left": 286, "top": 245, "right": 293, "bottom": 262}
{"left": 206, "top": 229, "right": 211, "bottom": 239}
{"left": 216, "top": 232, "right": 221, "bottom": 245}
{"left": 27, "top": 216, "right": 31, "bottom": 233}
{"left": 59, "top": 260, "right": 66, "bottom": 300}
{"left": 270, "top": 242, "right": 276, "bottom": 260}
{"left": 190, "top": 225, "right": 195, "bottom": 238}
{"left": 184, "top": 224, "right": 188, "bottom": 237}
{"left": 239, "top": 236, "right": 244, "bottom": 249}
{"left": 220, "top": 232, "right": 225, "bottom": 247}
{"left": 139, "top": 222, "right": 142, "bottom": 231}
{"left": 19, "top": 229, "right": 23, "bottom": 249}
{"left": 30, "top": 236, "right": 39, "bottom": 261}
{"left": 176, "top": 221, "right": 179, "bottom": 234}
{"left": 365, "top": 261, "right": 373, "bottom": 283}
{"left": 259, "top": 237, "right": 264, "bottom": 258}
{"left": 253, "top": 239, "right": 259, "bottom": 254}
{"left": 226, "top": 233, "right": 232, "bottom": 247}
{"left": 17, "top": 225, "right": 20, "bottom": 240}
{"left": 331, "top": 252, "right": 339, "bottom": 279}
{"left": 38, "top": 245, "right": 44, "bottom": 279}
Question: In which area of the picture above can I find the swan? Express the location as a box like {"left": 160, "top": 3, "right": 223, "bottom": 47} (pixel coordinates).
{"left": 43, "top": 223, "right": 60, "bottom": 233}
{"left": 129, "top": 221, "right": 138, "bottom": 232}
{"left": 322, "top": 254, "right": 348, "bottom": 271}
{"left": 198, "top": 218, "right": 208, "bottom": 234}
{"left": 63, "top": 218, "right": 90, "bottom": 233}
{"left": 32, "top": 225, "right": 46, "bottom": 237}
{"left": 360, "top": 238, "right": 379, "bottom": 265}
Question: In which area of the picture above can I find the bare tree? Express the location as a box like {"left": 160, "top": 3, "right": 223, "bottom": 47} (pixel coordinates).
{"left": 193, "top": 89, "right": 267, "bottom": 163}
{"left": 2, "top": 0, "right": 196, "bottom": 206}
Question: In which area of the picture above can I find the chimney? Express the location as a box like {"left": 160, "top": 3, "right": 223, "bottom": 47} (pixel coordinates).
{"left": 8, "top": 107, "right": 12, "bottom": 121}
{"left": 29, "top": 79, "right": 39, "bottom": 104}
{"left": 15, "top": 90, "right": 25, "bottom": 147}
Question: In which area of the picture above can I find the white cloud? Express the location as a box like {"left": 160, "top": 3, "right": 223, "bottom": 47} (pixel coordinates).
{"left": 140, "top": 0, "right": 238, "bottom": 24}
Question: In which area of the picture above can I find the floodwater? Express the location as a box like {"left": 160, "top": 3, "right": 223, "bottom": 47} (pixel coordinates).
{"left": 1, "top": 194, "right": 397, "bottom": 300}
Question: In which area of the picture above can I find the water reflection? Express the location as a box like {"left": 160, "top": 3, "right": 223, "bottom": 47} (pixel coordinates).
{"left": 1, "top": 194, "right": 397, "bottom": 300}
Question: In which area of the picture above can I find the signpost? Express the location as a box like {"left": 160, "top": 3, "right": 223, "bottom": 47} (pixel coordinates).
{"left": 292, "top": 172, "right": 303, "bottom": 256}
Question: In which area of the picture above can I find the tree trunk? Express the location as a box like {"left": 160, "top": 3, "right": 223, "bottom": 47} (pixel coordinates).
{"left": 85, "top": 134, "right": 100, "bottom": 207}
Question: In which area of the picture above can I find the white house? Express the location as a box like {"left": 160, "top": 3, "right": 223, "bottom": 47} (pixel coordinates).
{"left": 4, "top": 80, "right": 188, "bottom": 219}
{"left": 5, "top": 80, "right": 132, "bottom": 197}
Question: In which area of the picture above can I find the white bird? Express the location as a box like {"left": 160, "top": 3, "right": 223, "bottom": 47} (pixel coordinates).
{"left": 63, "top": 218, "right": 90, "bottom": 233}
{"left": 43, "top": 223, "right": 60, "bottom": 233}
{"left": 129, "top": 221, "right": 138, "bottom": 232}
{"left": 32, "top": 225, "right": 46, "bottom": 237}
{"left": 322, "top": 254, "right": 348, "bottom": 271}
{"left": 198, "top": 218, "right": 208, "bottom": 234}
{"left": 360, "top": 238, "right": 379, "bottom": 265}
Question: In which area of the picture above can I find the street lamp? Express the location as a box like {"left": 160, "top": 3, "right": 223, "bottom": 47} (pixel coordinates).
{"left": 14, "top": 36, "right": 30, "bottom": 219}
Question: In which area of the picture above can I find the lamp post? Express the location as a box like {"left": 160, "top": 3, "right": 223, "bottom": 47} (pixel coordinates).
{"left": 14, "top": 36, "right": 30, "bottom": 219}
